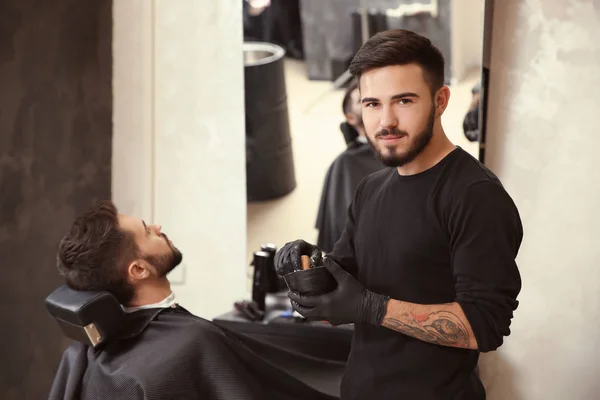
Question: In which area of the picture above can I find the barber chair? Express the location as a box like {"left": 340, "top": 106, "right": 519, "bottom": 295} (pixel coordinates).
{"left": 45, "top": 285, "right": 126, "bottom": 347}
{"left": 45, "top": 285, "right": 345, "bottom": 399}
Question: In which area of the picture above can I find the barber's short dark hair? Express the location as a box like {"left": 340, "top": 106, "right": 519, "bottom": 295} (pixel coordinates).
{"left": 349, "top": 29, "right": 445, "bottom": 94}
{"left": 342, "top": 78, "right": 359, "bottom": 115}
{"left": 57, "top": 200, "right": 139, "bottom": 303}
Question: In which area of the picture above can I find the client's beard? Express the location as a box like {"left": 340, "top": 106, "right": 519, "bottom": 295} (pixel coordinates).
{"left": 145, "top": 251, "right": 182, "bottom": 277}
{"left": 145, "top": 234, "right": 183, "bottom": 277}
{"left": 354, "top": 112, "right": 364, "bottom": 130}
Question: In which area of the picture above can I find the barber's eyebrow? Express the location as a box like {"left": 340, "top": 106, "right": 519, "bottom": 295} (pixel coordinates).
{"left": 361, "top": 92, "right": 420, "bottom": 103}
{"left": 392, "top": 92, "right": 419, "bottom": 100}
{"left": 142, "top": 220, "right": 147, "bottom": 233}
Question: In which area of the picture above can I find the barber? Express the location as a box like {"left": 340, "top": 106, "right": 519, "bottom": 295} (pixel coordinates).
{"left": 274, "top": 29, "right": 522, "bottom": 400}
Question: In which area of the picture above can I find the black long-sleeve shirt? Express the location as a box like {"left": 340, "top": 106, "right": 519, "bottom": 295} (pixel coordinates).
{"left": 328, "top": 147, "right": 523, "bottom": 400}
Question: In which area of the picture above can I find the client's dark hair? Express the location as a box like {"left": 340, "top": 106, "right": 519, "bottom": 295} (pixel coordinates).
{"left": 57, "top": 200, "right": 139, "bottom": 303}
{"left": 342, "top": 78, "right": 359, "bottom": 115}
{"left": 349, "top": 29, "right": 445, "bottom": 95}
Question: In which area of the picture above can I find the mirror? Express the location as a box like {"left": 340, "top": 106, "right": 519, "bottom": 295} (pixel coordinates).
{"left": 242, "top": 0, "right": 488, "bottom": 264}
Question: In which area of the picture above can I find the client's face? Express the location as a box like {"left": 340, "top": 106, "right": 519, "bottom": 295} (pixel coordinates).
{"left": 119, "top": 214, "right": 183, "bottom": 278}
{"left": 347, "top": 88, "right": 364, "bottom": 129}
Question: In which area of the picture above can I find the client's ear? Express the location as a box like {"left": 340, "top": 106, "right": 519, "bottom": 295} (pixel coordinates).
{"left": 346, "top": 112, "right": 358, "bottom": 126}
{"left": 127, "top": 260, "right": 150, "bottom": 282}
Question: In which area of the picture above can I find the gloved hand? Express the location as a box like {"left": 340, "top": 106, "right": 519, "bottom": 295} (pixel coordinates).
{"left": 288, "top": 257, "right": 390, "bottom": 326}
{"left": 274, "top": 239, "right": 323, "bottom": 275}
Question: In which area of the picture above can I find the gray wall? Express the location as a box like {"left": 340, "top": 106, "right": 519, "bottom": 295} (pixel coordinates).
{"left": 0, "top": 0, "right": 112, "bottom": 398}
{"left": 478, "top": 0, "right": 600, "bottom": 398}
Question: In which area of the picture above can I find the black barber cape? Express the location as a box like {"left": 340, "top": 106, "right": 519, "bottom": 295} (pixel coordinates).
{"left": 49, "top": 305, "right": 342, "bottom": 400}
{"left": 316, "top": 143, "right": 384, "bottom": 253}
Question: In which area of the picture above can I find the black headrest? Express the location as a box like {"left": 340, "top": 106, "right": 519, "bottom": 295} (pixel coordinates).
{"left": 45, "top": 285, "right": 126, "bottom": 347}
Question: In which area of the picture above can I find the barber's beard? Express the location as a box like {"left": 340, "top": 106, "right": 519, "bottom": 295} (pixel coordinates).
{"left": 367, "top": 107, "right": 435, "bottom": 168}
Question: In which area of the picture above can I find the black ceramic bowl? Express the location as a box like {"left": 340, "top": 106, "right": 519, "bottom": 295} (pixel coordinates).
{"left": 283, "top": 266, "right": 337, "bottom": 296}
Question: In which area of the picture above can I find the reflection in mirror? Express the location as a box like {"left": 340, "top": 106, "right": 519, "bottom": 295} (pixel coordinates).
{"left": 242, "top": 0, "right": 486, "bottom": 281}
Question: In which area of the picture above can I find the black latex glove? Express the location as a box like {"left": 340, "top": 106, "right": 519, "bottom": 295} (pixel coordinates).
{"left": 274, "top": 239, "right": 323, "bottom": 275}
{"left": 288, "top": 257, "right": 389, "bottom": 326}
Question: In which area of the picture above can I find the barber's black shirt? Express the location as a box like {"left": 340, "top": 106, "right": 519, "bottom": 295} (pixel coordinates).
{"left": 328, "top": 147, "right": 523, "bottom": 400}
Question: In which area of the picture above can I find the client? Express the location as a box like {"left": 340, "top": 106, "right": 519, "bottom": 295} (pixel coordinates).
{"left": 49, "top": 200, "right": 339, "bottom": 400}
{"left": 315, "top": 79, "right": 385, "bottom": 253}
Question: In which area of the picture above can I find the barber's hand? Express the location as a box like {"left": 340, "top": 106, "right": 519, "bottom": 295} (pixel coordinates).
{"left": 274, "top": 240, "right": 322, "bottom": 275}
{"left": 288, "top": 257, "right": 389, "bottom": 326}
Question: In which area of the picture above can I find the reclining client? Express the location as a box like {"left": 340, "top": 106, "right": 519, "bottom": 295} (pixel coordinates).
{"left": 48, "top": 200, "right": 339, "bottom": 400}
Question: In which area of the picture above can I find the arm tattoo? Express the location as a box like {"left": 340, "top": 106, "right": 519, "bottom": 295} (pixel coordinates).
{"left": 382, "top": 310, "right": 471, "bottom": 348}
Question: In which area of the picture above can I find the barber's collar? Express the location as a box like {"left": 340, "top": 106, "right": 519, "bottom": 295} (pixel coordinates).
{"left": 122, "top": 292, "right": 177, "bottom": 314}
{"left": 357, "top": 136, "right": 368, "bottom": 144}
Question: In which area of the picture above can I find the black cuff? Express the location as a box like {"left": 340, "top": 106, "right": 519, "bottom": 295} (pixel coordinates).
{"left": 359, "top": 290, "right": 390, "bottom": 326}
